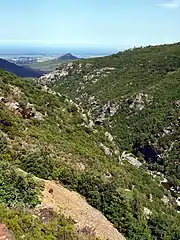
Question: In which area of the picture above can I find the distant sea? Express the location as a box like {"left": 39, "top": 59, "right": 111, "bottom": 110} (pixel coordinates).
{"left": 0, "top": 45, "right": 124, "bottom": 58}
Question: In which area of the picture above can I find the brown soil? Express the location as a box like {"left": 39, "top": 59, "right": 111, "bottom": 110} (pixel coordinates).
{"left": 0, "top": 224, "right": 13, "bottom": 240}
{"left": 41, "top": 180, "right": 125, "bottom": 240}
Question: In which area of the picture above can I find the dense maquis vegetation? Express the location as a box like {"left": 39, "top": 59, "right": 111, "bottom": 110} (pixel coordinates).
{"left": 0, "top": 203, "right": 92, "bottom": 240}
{"left": 0, "top": 72, "right": 99, "bottom": 239}
{"left": 48, "top": 43, "right": 180, "bottom": 189}
{"left": 0, "top": 43, "right": 180, "bottom": 240}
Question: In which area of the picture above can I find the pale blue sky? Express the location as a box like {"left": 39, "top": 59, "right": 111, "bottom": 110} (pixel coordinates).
{"left": 0, "top": 0, "right": 180, "bottom": 48}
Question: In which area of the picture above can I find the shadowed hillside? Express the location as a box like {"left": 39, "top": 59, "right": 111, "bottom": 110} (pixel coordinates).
{"left": 0, "top": 58, "right": 44, "bottom": 77}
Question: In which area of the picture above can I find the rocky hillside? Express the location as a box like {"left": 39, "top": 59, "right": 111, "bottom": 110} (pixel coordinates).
{"left": 41, "top": 43, "right": 180, "bottom": 192}
{"left": 0, "top": 43, "right": 180, "bottom": 240}
{"left": 0, "top": 58, "right": 44, "bottom": 77}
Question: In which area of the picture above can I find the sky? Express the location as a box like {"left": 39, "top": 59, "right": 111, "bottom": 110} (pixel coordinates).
{"left": 0, "top": 0, "right": 180, "bottom": 49}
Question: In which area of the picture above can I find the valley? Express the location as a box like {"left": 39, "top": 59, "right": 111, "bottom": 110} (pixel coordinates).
{"left": 0, "top": 43, "right": 180, "bottom": 240}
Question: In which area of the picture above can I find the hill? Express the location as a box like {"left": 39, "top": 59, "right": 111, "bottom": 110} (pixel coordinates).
{"left": 58, "top": 53, "right": 80, "bottom": 61}
{"left": 40, "top": 42, "right": 180, "bottom": 192}
{"left": 26, "top": 53, "right": 80, "bottom": 72}
{"left": 0, "top": 43, "right": 180, "bottom": 240}
{"left": 0, "top": 58, "right": 44, "bottom": 78}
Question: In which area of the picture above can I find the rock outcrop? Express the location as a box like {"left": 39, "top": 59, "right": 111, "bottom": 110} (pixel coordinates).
{"left": 0, "top": 97, "right": 44, "bottom": 120}
{"left": 121, "top": 151, "right": 142, "bottom": 167}
{"left": 128, "top": 93, "right": 153, "bottom": 111}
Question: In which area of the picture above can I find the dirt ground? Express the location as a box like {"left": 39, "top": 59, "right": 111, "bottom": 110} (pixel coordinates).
{"left": 41, "top": 180, "right": 125, "bottom": 240}
{"left": 0, "top": 224, "right": 13, "bottom": 240}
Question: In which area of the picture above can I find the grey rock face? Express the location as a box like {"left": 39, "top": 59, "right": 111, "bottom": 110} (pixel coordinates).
{"left": 87, "top": 100, "right": 120, "bottom": 126}
{"left": 121, "top": 151, "right": 142, "bottom": 167}
{"left": 129, "top": 93, "right": 152, "bottom": 111}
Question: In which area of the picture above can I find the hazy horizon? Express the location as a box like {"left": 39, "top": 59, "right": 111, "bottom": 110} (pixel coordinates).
{"left": 0, "top": 43, "right": 126, "bottom": 57}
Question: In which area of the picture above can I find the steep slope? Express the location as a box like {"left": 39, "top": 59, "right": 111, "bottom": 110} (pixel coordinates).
{"left": 11, "top": 168, "right": 124, "bottom": 240}
{"left": 0, "top": 69, "right": 123, "bottom": 239}
{"left": 42, "top": 180, "right": 125, "bottom": 240}
{"left": 0, "top": 58, "right": 44, "bottom": 77}
{"left": 0, "top": 46, "right": 180, "bottom": 240}
{"left": 40, "top": 42, "right": 180, "bottom": 192}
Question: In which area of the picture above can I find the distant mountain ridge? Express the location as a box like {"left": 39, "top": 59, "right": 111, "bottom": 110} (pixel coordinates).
{"left": 0, "top": 58, "right": 44, "bottom": 77}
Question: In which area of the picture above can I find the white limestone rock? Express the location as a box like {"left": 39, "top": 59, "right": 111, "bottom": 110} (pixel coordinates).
{"left": 105, "top": 132, "right": 114, "bottom": 142}
{"left": 143, "top": 207, "right": 152, "bottom": 219}
{"left": 161, "top": 195, "right": 169, "bottom": 205}
{"left": 121, "top": 151, "right": 142, "bottom": 168}
{"left": 99, "top": 143, "right": 112, "bottom": 157}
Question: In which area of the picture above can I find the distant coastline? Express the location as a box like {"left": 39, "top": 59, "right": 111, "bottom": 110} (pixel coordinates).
{"left": 0, "top": 45, "right": 124, "bottom": 58}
